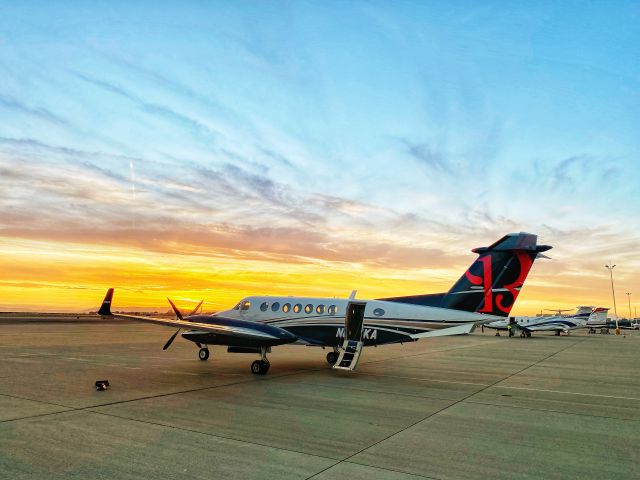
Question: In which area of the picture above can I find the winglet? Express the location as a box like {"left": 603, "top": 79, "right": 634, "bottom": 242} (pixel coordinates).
{"left": 98, "top": 288, "right": 114, "bottom": 316}
{"left": 167, "top": 298, "right": 184, "bottom": 320}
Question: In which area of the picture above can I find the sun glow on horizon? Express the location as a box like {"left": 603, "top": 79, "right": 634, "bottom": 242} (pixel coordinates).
{"left": 1, "top": 235, "right": 635, "bottom": 317}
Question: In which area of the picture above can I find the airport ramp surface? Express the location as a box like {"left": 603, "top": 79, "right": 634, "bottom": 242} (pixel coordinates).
{"left": 0, "top": 316, "right": 638, "bottom": 479}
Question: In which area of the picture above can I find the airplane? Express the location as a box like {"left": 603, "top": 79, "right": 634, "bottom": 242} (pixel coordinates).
{"left": 586, "top": 307, "right": 611, "bottom": 334}
{"left": 97, "top": 232, "right": 551, "bottom": 374}
{"left": 485, "top": 306, "right": 595, "bottom": 337}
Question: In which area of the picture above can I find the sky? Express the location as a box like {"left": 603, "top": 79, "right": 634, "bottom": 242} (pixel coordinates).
{"left": 0, "top": 1, "right": 639, "bottom": 315}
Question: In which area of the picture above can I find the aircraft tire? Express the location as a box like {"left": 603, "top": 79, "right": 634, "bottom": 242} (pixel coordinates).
{"left": 326, "top": 351, "right": 338, "bottom": 365}
{"left": 198, "top": 348, "right": 210, "bottom": 361}
{"left": 251, "top": 360, "right": 269, "bottom": 375}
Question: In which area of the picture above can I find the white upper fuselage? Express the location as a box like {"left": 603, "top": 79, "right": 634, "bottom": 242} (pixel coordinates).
{"left": 216, "top": 295, "right": 500, "bottom": 343}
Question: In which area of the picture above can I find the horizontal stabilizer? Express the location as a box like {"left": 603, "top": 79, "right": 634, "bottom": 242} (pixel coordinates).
{"left": 410, "top": 322, "right": 476, "bottom": 339}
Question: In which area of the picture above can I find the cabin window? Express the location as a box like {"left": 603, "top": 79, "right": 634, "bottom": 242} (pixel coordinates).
{"left": 241, "top": 301, "right": 251, "bottom": 311}
{"left": 327, "top": 305, "right": 338, "bottom": 315}
{"left": 304, "top": 304, "right": 313, "bottom": 313}
{"left": 260, "top": 302, "right": 269, "bottom": 312}
{"left": 283, "top": 303, "right": 291, "bottom": 313}
{"left": 271, "top": 302, "right": 280, "bottom": 312}
{"left": 316, "top": 304, "right": 325, "bottom": 314}
{"left": 373, "top": 308, "right": 385, "bottom": 317}
{"left": 293, "top": 303, "right": 302, "bottom": 313}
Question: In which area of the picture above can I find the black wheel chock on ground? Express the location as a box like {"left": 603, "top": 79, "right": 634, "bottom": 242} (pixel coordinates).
{"left": 95, "top": 380, "right": 110, "bottom": 391}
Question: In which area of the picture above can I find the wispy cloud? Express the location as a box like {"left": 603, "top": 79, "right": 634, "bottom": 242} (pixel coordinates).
{"left": 0, "top": 95, "right": 69, "bottom": 126}
{"left": 402, "top": 140, "right": 452, "bottom": 174}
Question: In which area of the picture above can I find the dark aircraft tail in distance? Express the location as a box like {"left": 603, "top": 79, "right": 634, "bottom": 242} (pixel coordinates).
{"left": 381, "top": 232, "right": 552, "bottom": 317}
{"left": 98, "top": 288, "right": 114, "bottom": 316}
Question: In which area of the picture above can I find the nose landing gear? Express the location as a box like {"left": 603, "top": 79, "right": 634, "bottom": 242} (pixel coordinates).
{"left": 326, "top": 349, "right": 339, "bottom": 365}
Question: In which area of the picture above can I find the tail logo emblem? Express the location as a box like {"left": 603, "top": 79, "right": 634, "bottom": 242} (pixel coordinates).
{"left": 464, "top": 253, "right": 533, "bottom": 314}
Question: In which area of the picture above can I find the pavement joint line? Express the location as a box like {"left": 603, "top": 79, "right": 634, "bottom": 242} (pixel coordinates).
{"left": 0, "top": 362, "right": 335, "bottom": 425}
{"left": 358, "top": 371, "right": 509, "bottom": 386}
{"left": 463, "top": 398, "right": 640, "bottom": 422}
{"left": 341, "top": 460, "right": 439, "bottom": 480}
{"left": 0, "top": 391, "right": 74, "bottom": 411}
{"left": 360, "top": 339, "right": 504, "bottom": 365}
{"left": 494, "top": 385, "right": 640, "bottom": 402}
{"left": 305, "top": 337, "right": 587, "bottom": 480}
{"left": 285, "top": 380, "right": 463, "bottom": 403}
{"left": 87, "top": 409, "right": 343, "bottom": 463}
{"left": 310, "top": 460, "right": 437, "bottom": 480}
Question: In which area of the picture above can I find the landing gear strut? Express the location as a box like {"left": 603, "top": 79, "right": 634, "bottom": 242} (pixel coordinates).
{"left": 326, "top": 349, "right": 339, "bottom": 365}
{"left": 198, "top": 347, "right": 210, "bottom": 361}
{"left": 251, "top": 347, "right": 270, "bottom": 375}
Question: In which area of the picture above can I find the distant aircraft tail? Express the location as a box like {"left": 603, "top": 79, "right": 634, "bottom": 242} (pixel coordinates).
{"left": 587, "top": 307, "right": 609, "bottom": 324}
{"left": 98, "top": 288, "right": 114, "bottom": 316}
{"left": 381, "top": 232, "right": 552, "bottom": 317}
{"left": 575, "top": 305, "right": 595, "bottom": 316}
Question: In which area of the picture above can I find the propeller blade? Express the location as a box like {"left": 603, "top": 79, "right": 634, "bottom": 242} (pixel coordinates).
{"left": 167, "top": 298, "right": 184, "bottom": 320}
{"left": 163, "top": 328, "right": 181, "bottom": 350}
{"left": 187, "top": 300, "right": 204, "bottom": 317}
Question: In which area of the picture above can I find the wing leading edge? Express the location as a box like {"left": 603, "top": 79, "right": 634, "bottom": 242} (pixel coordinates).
{"left": 98, "top": 288, "right": 297, "bottom": 346}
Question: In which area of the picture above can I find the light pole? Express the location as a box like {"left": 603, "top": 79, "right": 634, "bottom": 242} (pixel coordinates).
{"left": 605, "top": 262, "right": 618, "bottom": 329}
{"left": 626, "top": 292, "right": 632, "bottom": 320}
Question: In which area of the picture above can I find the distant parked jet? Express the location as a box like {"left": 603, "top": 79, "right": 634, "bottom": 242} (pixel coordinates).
{"left": 586, "top": 307, "right": 611, "bottom": 334}
{"left": 486, "top": 306, "right": 596, "bottom": 337}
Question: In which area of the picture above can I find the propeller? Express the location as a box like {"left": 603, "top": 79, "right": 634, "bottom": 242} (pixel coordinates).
{"left": 167, "top": 298, "right": 184, "bottom": 320}
{"left": 187, "top": 299, "right": 204, "bottom": 316}
{"left": 163, "top": 297, "right": 184, "bottom": 351}
{"left": 163, "top": 329, "right": 181, "bottom": 350}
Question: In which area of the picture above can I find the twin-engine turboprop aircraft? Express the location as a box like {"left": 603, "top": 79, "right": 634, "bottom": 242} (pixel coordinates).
{"left": 485, "top": 306, "right": 599, "bottom": 336}
{"left": 98, "top": 232, "right": 551, "bottom": 374}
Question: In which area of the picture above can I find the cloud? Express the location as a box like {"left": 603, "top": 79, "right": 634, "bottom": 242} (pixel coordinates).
{"left": 0, "top": 95, "right": 70, "bottom": 127}
{"left": 547, "top": 155, "right": 621, "bottom": 191}
{"left": 73, "top": 73, "right": 220, "bottom": 142}
{"left": 402, "top": 140, "right": 451, "bottom": 173}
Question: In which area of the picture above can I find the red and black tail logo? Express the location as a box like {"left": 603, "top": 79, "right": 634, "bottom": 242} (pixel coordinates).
{"left": 444, "top": 247, "right": 539, "bottom": 317}
{"left": 463, "top": 252, "right": 533, "bottom": 315}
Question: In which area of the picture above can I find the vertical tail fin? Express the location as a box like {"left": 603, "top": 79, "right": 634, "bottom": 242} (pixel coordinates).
{"left": 588, "top": 307, "right": 610, "bottom": 324}
{"left": 380, "top": 233, "right": 551, "bottom": 317}
{"left": 441, "top": 233, "right": 551, "bottom": 316}
{"left": 98, "top": 288, "right": 114, "bottom": 316}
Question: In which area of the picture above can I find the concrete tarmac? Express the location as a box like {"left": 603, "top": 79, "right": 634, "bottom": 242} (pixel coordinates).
{"left": 0, "top": 317, "right": 638, "bottom": 479}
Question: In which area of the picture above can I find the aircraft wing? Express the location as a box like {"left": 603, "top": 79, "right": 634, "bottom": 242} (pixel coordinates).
{"left": 98, "top": 289, "right": 297, "bottom": 345}
{"left": 111, "top": 313, "right": 284, "bottom": 340}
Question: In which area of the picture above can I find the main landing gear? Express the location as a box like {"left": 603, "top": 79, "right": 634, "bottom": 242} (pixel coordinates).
{"left": 251, "top": 347, "right": 270, "bottom": 375}
{"left": 198, "top": 347, "right": 210, "bottom": 361}
{"left": 326, "top": 349, "right": 339, "bottom": 365}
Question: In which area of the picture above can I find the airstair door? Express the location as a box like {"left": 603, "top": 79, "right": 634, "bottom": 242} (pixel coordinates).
{"left": 334, "top": 301, "right": 366, "bottom": 371}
